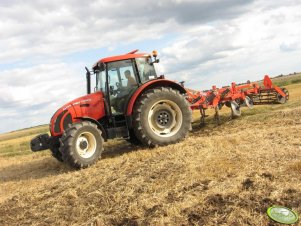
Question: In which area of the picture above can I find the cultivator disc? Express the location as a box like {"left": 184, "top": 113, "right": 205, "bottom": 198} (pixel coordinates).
{"left": 244, "top": 96, "right": 254, "bottom": 109}
{"left": 231, "top": 101, "right": 241, "bottom": 116}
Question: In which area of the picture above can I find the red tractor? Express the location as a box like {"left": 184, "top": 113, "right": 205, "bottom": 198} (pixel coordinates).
{"left": 31, "top": 50, "right": 192, "bottom": 168}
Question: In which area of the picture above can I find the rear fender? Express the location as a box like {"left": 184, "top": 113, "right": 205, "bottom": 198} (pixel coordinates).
{"left": 126, "top": 79, "right": 186, "bottom": 116}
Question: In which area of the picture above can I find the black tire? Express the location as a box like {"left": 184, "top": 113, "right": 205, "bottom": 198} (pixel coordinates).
{"left": 49, "top": 136, "right": 63, "bottom": 162}
{"left": 126, "top": 129, "right": 142, "bottom": 146}
{"left": 59, "top": 121, "right": 104, "bottom": 169}
{"left": 133, "top": 87, "right": 192, "bottom": 147}
{"left": 50, "top": 147, "right": 63, "bottom": 162}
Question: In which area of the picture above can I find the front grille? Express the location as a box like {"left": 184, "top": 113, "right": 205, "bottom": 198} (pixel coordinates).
{"left": 54, "top": 110, "right": 67, "bottom": 133}
{"left": 63, "top": 113, "right": 72, "bottom": 130}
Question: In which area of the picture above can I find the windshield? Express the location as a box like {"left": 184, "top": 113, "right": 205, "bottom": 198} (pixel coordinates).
{"left": 136, "top": 57, "right": 157, "bottom": 83}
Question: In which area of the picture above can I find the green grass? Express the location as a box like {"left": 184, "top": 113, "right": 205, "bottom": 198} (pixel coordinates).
{"left": 271, "top": 73, "right": 301, "bottom": 86}
{"left": 0, "top": 125, "right": 49, "bottom": 142}
{"left": 0, "top": 141, "right": 33, "bottom": 158}
{"left": 273, "top": 78, "right": 301, "bottom": 86}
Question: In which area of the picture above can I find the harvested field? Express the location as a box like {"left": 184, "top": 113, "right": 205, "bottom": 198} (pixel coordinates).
{"left": 0, "top": 81, "right": 300, "bottom": 225}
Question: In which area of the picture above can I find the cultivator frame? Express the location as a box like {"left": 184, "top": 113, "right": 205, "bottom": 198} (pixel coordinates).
{"left": 183, "top": 75, "right": 289, "bottom": 126}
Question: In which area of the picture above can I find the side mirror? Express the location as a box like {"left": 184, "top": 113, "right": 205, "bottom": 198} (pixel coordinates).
{"left": 150, "top": 59, "right": 160, "bottom": 65}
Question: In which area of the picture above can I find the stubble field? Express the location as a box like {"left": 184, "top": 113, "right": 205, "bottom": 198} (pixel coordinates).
{"left": 0, "top": 78, "right": 300, "bottom": 225}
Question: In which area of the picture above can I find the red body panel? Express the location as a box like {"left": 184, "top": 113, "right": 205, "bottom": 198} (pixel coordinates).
{"left": 126, "top": 79, "right": 186, "bottom": 116}
{"left": 50, "top": 92, "right": 105, "bottom": 136}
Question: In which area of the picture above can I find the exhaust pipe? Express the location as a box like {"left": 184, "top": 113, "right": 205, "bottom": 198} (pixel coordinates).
{"left": 85, "top": 67, "right": 91, "bottom": 94}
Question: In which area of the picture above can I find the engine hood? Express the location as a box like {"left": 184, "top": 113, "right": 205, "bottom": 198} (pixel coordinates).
{"left": 50, "top": 92, "right": 105, "bottom": 136}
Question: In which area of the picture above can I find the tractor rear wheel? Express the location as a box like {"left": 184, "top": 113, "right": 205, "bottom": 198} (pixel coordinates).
{"left": 126, "top": 129, "right": 142, "bottom": 146}
{"left": 59, "top": 121, "right": 104, "bottom": 169}
{"left": 133, "top": 87, "right": 192, "bottom": 147}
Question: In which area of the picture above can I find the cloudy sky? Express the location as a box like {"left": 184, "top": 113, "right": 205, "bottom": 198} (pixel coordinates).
{"left": 0, "top": 0, "right": 301, "bottom": 134}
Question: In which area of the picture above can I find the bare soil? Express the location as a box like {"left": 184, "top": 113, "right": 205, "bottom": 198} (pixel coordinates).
{"left": 0, "top": 83, "right": 300, "bottom": 226}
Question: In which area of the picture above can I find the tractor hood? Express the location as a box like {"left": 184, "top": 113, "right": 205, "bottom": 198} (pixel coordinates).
{"left": 50, "top": 92, "right": 105, "bottom": 136}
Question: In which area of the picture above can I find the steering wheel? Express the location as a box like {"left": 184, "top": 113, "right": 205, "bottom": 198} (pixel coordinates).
{"left": 116, "top": 82, "right": 122, "bottom": 90}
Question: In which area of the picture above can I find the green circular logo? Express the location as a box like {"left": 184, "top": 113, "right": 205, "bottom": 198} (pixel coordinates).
{"left": 267, "top": 206, "right": 299, "bottom": 224}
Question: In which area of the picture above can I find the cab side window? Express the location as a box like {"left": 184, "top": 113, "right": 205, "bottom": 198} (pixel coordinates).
{"left": 108, "top": 68, "right": 119, "bottom": 91}
{"left": 120, "top": 66, "right": 135, "bottom": 87}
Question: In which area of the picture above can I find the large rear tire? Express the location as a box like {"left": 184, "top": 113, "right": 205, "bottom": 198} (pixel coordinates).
{"left": 59, "top": 121, "right": 104, "bottom": 169}
{"left": 133, "top": 87, "right": 192, "bottom": 147}
{"left": 126, "top": 129, "right": 142, "bottom": 146}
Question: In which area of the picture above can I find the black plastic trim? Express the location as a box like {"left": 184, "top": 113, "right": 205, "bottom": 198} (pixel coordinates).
{"left": 54, "top": 110, "right": 67, "bottom": 134}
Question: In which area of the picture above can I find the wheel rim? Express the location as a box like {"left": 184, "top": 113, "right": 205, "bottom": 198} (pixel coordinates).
{"left": 76, "top": 132, "right": 97, "bottom": 159}
{"left": 148, "top": 100, "right": 183, "bottom": 137}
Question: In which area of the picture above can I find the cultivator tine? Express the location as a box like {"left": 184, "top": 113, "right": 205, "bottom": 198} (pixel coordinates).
{"left": 199, "top": 107, "right": 206, "bottom": 127}
{"left": 214, "top": 107, "right": 221, "bottom": 125}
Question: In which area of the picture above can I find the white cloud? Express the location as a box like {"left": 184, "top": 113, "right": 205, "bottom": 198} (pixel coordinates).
{"left": 0, "top": 0, "right": 253, "bottom": 62}
{"left": 159, "top": 0, "right": 301, "bottom": 89}
{"left": 0, "top": 63, "right": 86, "bottom": 131}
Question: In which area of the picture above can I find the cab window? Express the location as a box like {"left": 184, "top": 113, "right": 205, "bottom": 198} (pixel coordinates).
{"left": 136, "top": 57, "right": 157, "bottom": 83}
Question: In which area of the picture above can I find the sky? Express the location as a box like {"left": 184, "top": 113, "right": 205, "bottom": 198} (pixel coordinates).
{"left": 0, "top": 0, "right": 301, "bottom": 134}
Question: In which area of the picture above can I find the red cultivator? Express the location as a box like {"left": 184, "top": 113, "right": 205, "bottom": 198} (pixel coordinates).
{"left": 183, "top": 75, "right": 289, "bottom": 126}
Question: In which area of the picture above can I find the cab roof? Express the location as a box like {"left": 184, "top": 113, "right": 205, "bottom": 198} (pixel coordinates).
{"left": 93, "top": 49, "right": 150, "bottom": 68}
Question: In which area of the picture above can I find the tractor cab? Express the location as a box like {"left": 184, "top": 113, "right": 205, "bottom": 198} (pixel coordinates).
{"left": 87, "top": 50, "right": 158, "bottom": 116}
{"left": 93, "top": 52, "right": 158, "bottom": 115}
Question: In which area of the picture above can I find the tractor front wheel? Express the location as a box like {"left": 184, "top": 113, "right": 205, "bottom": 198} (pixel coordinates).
{"left": 50, "top": 146, "right": 63, "bottom": 162}
{"left": 59, "top": 121, "right": 104, "bottom": 169}
{"left": 133, "top": 87, "right": 192, "bottom": 147}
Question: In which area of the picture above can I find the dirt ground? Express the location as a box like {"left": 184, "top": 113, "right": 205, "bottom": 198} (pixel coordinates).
{"left": 0, "top": 83, "right": 300, "bottom": 226}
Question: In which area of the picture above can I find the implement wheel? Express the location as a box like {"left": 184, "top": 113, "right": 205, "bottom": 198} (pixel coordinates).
{"left": 133, "top": 87, "right": 192, "bottom": 147}
{"left": 59, "top": 121, "right": 104, "bottom": 169}
{"left": 282, "top": 88, "right": 289, "bottom": 102}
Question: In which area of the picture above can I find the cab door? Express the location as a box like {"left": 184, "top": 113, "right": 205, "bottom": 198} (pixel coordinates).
{"left": 105, "top": 59, "right": 139, "bottom": 138}
{"left": 107, "top": 59, "right": 138, "bottom": 115}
